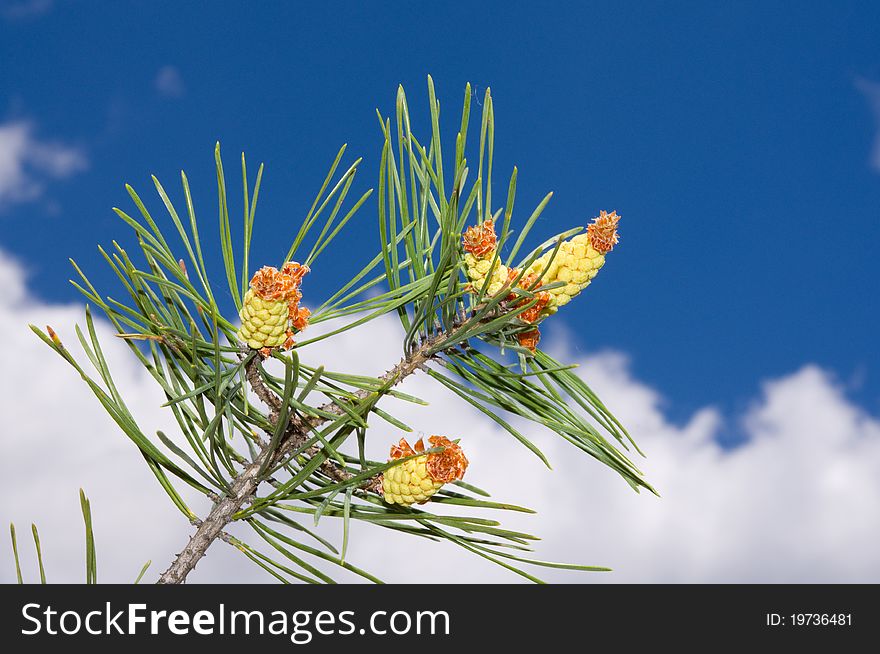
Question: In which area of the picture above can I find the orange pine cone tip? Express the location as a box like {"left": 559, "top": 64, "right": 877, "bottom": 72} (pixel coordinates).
{"left": 519, "top": 291, "right": 551, "bottom": 323}
{"left": 239, "top": 261, "right": 310, "bottom": 351}
{"left": 381, "top": 436, "right": 469, "bottom": 506}
{"left": 249, "top": 262, "right": 310, "bottom": 302}
{"left": 587, "top": 210, "right": 621, "bottom": 254}
{"left": 462, "top": 219, "right": 497, "bottom": 258}
{"left": 281, "top": 261, "right": 309, "bottom": 286}
{"left": 388, "top": 437, "right": 419, "bottom": 459}
{"left": 505, "top": 270, "right": 549, "bottom": 323}
{"left": 290, "top": 306, "right": 310, "bottom": 331}
{"left": 517, "top": 329, "right": 541, "bottom": 352}
{"left": 424, "top": 435, "right": 469, "bottom": 483}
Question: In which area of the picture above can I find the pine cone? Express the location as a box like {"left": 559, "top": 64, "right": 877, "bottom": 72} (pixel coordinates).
{"left": 381, "top": 436, "right": 468, "bottom": 506}
{"left": 462, "top": 219, "right": 497, "bottom": 258}
{"left": 238, "top": 263, "right": 310, "bottom": 351}
{"left": 462, "top": 219, "right": 510, "bottom": 295}
{"left": 464, "top": 253, "right": 511, "bottom": 296}
{"left": 506, "top": 270, "right": 550, "bottom": 323}
{"left": 238, "top": 289, "right": 290, "bottom": 350}
{"left": 526, "top": 210, "right": 620, "bottom": 309}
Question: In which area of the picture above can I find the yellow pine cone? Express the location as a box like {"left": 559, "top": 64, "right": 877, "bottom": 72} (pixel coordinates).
{"left": 238, "top": 262, "right": 310, "bottom": 352}
{"left": 463, "top": 252, "right": 510, "bottom": 296}
{"left": 526, "top": 210, "right": 620, "bottom": 310}
{"left": 381, "top": 436, "right": 468, "bottom": 506}
{"left": 238, "top": 289, "right": 290, "bottom": 350}
{"left": 462, "top": 218, "right": 512, "bottom": 295}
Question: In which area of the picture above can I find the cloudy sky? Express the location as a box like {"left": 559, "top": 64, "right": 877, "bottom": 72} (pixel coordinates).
{"left": 1, "top": 1, "right": 879, "bottom": 583}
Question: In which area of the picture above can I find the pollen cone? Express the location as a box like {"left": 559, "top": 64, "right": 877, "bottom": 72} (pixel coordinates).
{"left": 381, "top": 436, "right": 468, "bottom": 506}
{"left": 526, "top": 210, "right": 620, "bottom": 310}
{"left": 238, "top": 262, "right": 310, "bottom": 351}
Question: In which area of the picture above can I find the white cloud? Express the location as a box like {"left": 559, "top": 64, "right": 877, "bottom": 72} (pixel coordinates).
{"left": 154, "top": 66, "right": 186, "bottom": 99}
{"left": 0, "top": 120, "right": 87, "bottom": 209}
{"left": 856, "top": 77, "right": 880, "bottom": 173}
{"left": 1, "top": 249, "right": 879, "bottom": 583}
{"left": 0, "top": 249, "right": 190, "bottom": 583}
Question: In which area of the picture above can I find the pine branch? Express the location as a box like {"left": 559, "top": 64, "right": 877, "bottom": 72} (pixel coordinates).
{"left": 29, "top": 79, "right": 651, "bottom": 584}
{"left": 157, "top": 313, "right": 476, "bottom": 584}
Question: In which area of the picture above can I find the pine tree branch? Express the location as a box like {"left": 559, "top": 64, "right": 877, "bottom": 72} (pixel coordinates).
{"left": 242, "top": 352, "right": 282, "bottom": 416}
{"left": 156, "top": 312, "right": 480, "bottom": 584}
{"left": 31, "top": 85, "right": 649, "bottom": 584}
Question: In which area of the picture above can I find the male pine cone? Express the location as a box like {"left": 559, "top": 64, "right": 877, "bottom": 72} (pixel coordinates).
{"left": 238, "top": 262, "right": 310, "bottom": 351}
{"left": 462, "top": 219, "right": 511, "bottom": 296}
{"left": 381, "top": 436, "right": 469, "bottom": 506}
{"left": 526, "top": 210, "right": 620, "bottom": 311}
{"left": 239, "top": 290, "right": 290, "bottom": 349}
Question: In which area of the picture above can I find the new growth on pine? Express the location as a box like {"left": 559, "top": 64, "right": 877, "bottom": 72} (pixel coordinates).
{"left": 18, "top": 77, "right": 653, "bottom": 585}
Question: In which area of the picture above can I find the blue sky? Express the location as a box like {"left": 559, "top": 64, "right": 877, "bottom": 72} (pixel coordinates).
{"left": 2, "top": 0, "right": 879, "bottom": 429}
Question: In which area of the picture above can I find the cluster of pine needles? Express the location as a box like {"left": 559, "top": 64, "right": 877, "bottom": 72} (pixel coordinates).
{"left": 18, "top": 77, "right": 654, "bottom": 584}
